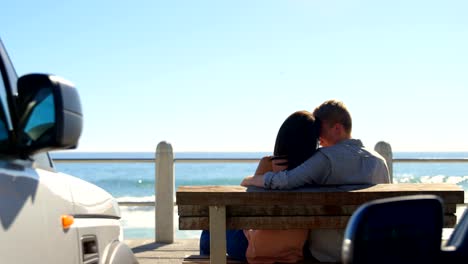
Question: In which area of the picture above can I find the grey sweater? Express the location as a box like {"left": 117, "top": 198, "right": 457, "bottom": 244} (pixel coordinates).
{"left": 264, "top": 139, "right": 390, "bottom": 189}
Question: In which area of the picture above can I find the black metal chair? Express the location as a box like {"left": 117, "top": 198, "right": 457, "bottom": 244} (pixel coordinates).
{"left": 341, "top": 195, "right": 444, "bottom": 264}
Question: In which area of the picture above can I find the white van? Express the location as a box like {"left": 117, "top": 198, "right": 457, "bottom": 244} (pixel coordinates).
{"left": 0, "top": 39, "right": 138, "bottom": 264}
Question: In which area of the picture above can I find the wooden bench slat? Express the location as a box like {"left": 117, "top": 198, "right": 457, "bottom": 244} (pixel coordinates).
{"left": 179, "top": 214, "right": 457, "bottom": 230}
{"left": 178, "top": 203, "right": 457, "bottom": 216}
{"left": 176, "top": 184, "right": 464, "bottom": 206}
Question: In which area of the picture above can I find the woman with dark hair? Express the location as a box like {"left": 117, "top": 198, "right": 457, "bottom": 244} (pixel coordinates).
{"left": 199, "top": 110, "right": 320, "bottom": 263}
{"left": 243, "top": 110, "right": 320, "bottom": 264}
{"left": 272, "top": 110, "right": 320, "bottom": 170}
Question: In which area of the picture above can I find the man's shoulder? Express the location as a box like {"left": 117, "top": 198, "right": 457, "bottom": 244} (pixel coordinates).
{"left": 319, "top": 139, "right": 363, "bottom": 153}
{"left": 319, "top": 139, "right": 384, "bottom": 160}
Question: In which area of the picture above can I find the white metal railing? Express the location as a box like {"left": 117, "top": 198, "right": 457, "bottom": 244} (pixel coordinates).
{"left": 52, "top": 141, "right": 468, "bottom": 243}
{"left": 393, "top": 158, "right": 468, "bottom": 163}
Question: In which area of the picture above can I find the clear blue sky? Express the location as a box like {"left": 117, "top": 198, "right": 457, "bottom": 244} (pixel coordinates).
{"left": 2, "top": 0, "right": 468, "bottom": 152}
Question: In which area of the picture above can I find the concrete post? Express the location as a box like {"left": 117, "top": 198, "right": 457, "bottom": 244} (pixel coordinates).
{"left": 374, "top": 141, "right": 393, "bottom": 183}
{"left": 156, "top": 141, "right": 174, "bottom": 243}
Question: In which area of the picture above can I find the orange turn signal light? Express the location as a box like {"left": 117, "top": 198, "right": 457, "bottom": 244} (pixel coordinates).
{"left": 61, "top": 215, "right": 74, "bottom": 229}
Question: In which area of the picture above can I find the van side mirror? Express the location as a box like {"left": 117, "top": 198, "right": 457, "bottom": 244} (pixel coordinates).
{"left": 16, "top": 74, "right": 83, "bottom": 155}
{"left": 342, "top": 195, "right": 443, "bottom": 264}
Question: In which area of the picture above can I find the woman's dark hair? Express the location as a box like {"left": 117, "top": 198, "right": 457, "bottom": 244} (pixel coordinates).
{"left": 273, "top": 110, "right": 320, "bottom": 170}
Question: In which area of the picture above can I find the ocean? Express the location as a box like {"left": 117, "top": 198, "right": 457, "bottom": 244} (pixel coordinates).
{"left": 50, "top": 151, "right": 468, "bottom": 240}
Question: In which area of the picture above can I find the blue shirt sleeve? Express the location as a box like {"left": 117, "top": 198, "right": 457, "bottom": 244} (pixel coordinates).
{"left": 263, "top": 151, "right": 331, "bottom": 189}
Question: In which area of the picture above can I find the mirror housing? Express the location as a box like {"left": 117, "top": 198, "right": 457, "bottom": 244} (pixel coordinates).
{"left": 16, "top": 74, "right": 83, "bottom": 155}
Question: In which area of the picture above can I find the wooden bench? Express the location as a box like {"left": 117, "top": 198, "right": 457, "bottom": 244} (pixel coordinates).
{"left": 177, "top": 183, "right": 465, "bottom": 264}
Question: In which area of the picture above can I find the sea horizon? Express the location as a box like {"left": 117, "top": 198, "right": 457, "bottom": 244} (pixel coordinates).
{"left": 50, "top": 151, "right": 468, "bottom": 159}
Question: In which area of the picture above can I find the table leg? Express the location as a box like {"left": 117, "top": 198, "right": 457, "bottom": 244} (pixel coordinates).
{"left": 209, "top": 205, "right": 226, "bottom": 264}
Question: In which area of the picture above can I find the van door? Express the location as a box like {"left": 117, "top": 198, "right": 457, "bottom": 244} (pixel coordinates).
{"left": 0, "top": 51, "right": 50, "bottom": 262}
{"left": 0, "top": 40, "right": 80, "bottom": 264}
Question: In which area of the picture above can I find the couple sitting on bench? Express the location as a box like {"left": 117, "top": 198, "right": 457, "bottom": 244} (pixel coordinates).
{"left": 199, "top": 99, "right": 391, "bottom": 263}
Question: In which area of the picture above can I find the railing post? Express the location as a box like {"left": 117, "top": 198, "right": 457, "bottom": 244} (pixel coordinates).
{"left": 374, "top": 141, "right": 393, "bottom": 183}
{"left": 155, "top": 141, "right": 174, "bottom": 243}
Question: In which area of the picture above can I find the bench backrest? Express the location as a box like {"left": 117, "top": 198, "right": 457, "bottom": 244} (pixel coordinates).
{"left": 176, "top": 183, "right": 464, "bottom": 230}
